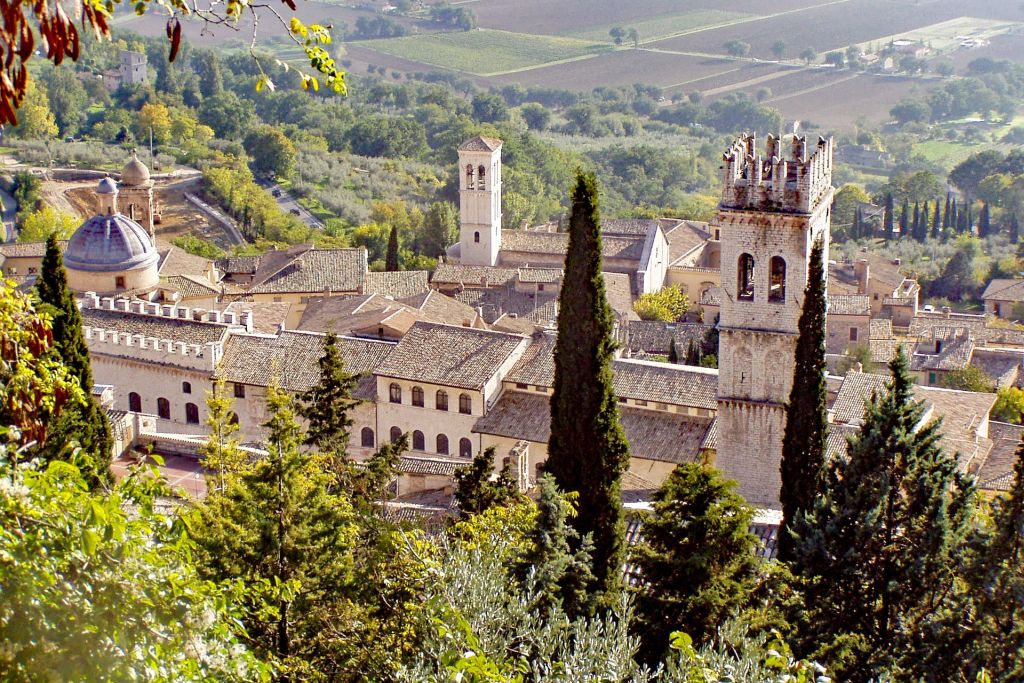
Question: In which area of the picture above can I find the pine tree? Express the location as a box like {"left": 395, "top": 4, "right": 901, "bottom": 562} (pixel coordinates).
{"left": 931, "top": 198, "right": 942, "bottom": 239}
{"left": 192, "top": 387, "right": 357, "bottom": 672}
{"left": 778, "top": 239, "right": 828, "bottom": 563}
{"left": 34, "top": 233, "right": 112, "bottom": 485}
{"left": 969, "top": 439, "right": 1024, "bottom": 681}
{"left": 453, "top": 446, "right": 521, "bottom": 518}
{"left": 385, "top": 224, "right": 400, "bottom": 272}
{"left": 979, "top": 202, "right": 991, "bottom": 238}
{"left": 667, "top": 337, "right": 679, "bottom": 364}
{"left": 547, "top": 171, "right": 631, "bottom": 603}
{"left": 299, "top": 332, "right": 358, "bottom": 458}
{"left": 632, "top": 463, "right": 760, "bottom": 664}
{"left": 884, "top": 193, "right": 895, "bottom": 240}
{"left": 793, "top": 348, "right": 976, "bottom": 680}
{"left": 517, "top": 475, "right": 595, "bottom": 620}
{"left": 1011, "top": 213, "right": 1020, "bottom": 244}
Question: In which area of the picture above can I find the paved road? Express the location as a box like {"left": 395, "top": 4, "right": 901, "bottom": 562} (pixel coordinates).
{"left": 258, "top": 179, "right": 323, "bottom": 230}
{"left": 0, "top": 185, "right": 17, "bottom": 242}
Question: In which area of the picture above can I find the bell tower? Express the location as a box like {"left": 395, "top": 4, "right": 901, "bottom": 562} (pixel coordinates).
{"left": 457, "top": 135, "right": 502, "bottom": 267}
{"left": 714, "top": 133, "right": 833, "bottom": 507}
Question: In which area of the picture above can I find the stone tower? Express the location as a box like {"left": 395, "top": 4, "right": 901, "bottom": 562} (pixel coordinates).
{"left": 458, "top": 135, "right": 502, "bottom": 266}
{"left": 118, "top": 150, "right": 155, "bottom": 242}
{"left": 715, "top": 133, "right": 833, "bottom": 507}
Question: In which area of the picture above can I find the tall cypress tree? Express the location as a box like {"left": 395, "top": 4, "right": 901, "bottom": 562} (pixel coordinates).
{"left": 793, "top": 348, "right": 976, "bottom": 680}
{"left": 898, "top": 198, "right": 910, "bottom": 238}
{"left": 943, "top": 193, "right": 952, "bottom": 232}
{"left": 884, "top": 193, "right": 895, "bottom": 241}
{"left": 1011, "top": 213, "right": 1020, "bottom": 244}
{"left": 911, "top": 201, "right": 921, "bottom": 241}
{"left": 979, "top": 202, "right": 991, "bottom": 238}
{"left": 547, "top": 171, "right": 631, "bottom": 603}
{"left": 778, "top": 239, "right": 828, "bottom": 562}
{"left": 34, "top": 233, "right": 112, "bottom": 485}
{"left": 931, "top": 198, "right": 942, "bottom": 239}
{"left": 667, "top": 337, "right": 679, "bottom": 364}
{"left": 385, "top": 224, "right": 400, "bottom": 272}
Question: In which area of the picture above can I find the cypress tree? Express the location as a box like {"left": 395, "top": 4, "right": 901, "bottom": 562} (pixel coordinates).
{"left": 632, "top": 463, "right": 760, "bottom": 664}
{"left": 685, "top": 337, "right": 702, "bottom": 365}
{"left": 931, "top": 198, "right": 942, "bottom": 239}
{"left": 967, "top": 202, "right": 975, "bottom": 234}
{"left": 667, "top": 337, "right": 679, "bottom": 364}
{"left": 547, "top": 171, "right": 631, "bottom": 603}
{"left": 793, "top": 348, "right": 976, "bottom": 680}
{"left": 385, "top": 224, "right": 400, "bottom": 272}
{"left": 34, "top": 233, "right": 112, "bottom": 485}
{"left": 884, "top": 193, "right": 895, "bottom": 240}
{"left": 979, "top": 202, "right": 991, "bottom": 238}
{"left": 943, "top": 193, "right": 952, "bottom": 231}
{"left": 969, "top": 439, "right": 1024, "bottom": 680}
{"left": 299, "top": 332, "right": 358, "bottom": 456}
{"left": 899, "top": 198, "right": 910, "bottom": 238}
{"left": 911, "top": 201, "right": 921, "bottom": 241}
{"left": 778, "top": 239, "right": 828, "bottom": 563}
{"left": 1011, "top": 213, "right": 1020, "bottom": 244}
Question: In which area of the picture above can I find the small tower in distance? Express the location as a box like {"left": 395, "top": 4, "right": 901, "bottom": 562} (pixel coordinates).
{"left": 714, "top": 133, "right": 834, "bottom": 507}
{"left": 118, "top": 150, "right": 155, "bottom": 243}
{"left": 458, "top": 135, "right": 502, "bottom": 267}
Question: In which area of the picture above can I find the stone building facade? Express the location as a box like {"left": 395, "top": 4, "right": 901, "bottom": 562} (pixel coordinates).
{"left": 715, "top": 133, "right": 834, "bottom": 505}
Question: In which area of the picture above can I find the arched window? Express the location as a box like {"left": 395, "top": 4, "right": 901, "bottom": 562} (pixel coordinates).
{"left": 412, "top": 386, "right": 424, "bottom": 407}
{"left": 389, "top": 383, "right": 402, "bottom": 404}
{"left": 769, "top": 256, "right": 786, "bottom": 303}
{"left": 128, "top": 392, "right": 141, "bottom": 412}
{"left": 361, "top": 427, "right": 375, "bottom": 448}
{"left": 436, "top": 390, "right": 448, "bottom": 411}
{"left": 182, "top": 381, "right": 192, "bottom": 394}
{"left": 185, "top": 403, "right": 199, "bottom": 424}
{"left": 228, "top": 411, "right": 239, "bottom": 426}
{"left": 473, "top": 231, "right": 480, "bottom": 243}
{"left": 737, "top": 253, "right": 755, "bottom": 301}
{"left": 477, "top": 164, "right": 486, "bottom": 190}
{"left": 465, "top": 164, "right": 475, "bottom": 190}
{"left": 436, "top": 433, "right": 449, "bottom": 454}
{"left": 459, "top": 438, "right": 472, "bottom": 458}
{"left": 157, "top": 397, "right": 170, "bottom": 420}
{"left": 413, "top": 430, "right": 425, "bottom": 451}
{"left": 390, "top": 426, "right": 402, "bottom": 443}
{"left": 459, "top": 393, "right": 472, "bottom": 415}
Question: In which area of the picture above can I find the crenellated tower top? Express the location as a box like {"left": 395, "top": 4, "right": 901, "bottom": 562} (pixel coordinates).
{"left": 720, "top": 133, "right": 833, "bottom": 215}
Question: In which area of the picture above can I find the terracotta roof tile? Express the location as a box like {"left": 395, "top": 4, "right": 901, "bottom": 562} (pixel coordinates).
{"left": 364, "top": 270, "right": 430, "bottom": 299}
{"left": 374, "top": 322, "right": 527, "bottom": 390}
{"left": 458, "top": 135, "right": 502, "bottom": 152}
{"left": 217, "top": 331, "right": 392, "bottom": 394}
{"left": 828, "top": 294, "right": 870, "bottom": 316}
{"left": 249, "top": 248, "right": 367, "bottom": 294}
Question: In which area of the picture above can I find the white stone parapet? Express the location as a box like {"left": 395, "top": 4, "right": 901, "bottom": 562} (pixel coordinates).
{"left": 81, "top": 292, "right": 249, "bottom": 331}
{"left": 83, "top": 324, "right": 220, "bottom": 371}
{"left": 721, "top": 133, "right": 833, "bottom": 215}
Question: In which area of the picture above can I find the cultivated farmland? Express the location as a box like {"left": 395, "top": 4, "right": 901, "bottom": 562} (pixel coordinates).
{"left": 362, "top": 29, "right": 611, "bottom": 76}
{"left": 566, "top": 9, "right": 753, "bottom": 44}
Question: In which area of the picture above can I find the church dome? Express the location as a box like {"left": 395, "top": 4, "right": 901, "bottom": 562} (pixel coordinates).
{"left": 97, "top": 176, "right": 118, "bottom": 195}
{"left": 64, "top": 214, "right": 158, "bottom": 273}
{"left": 120, "top": 151, "right": 151, "bottom": 186}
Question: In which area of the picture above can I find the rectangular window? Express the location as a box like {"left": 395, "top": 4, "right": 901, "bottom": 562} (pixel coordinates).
{"left": 115, "top": 276, "right": 126, "bottom": 289}
{"left": 516, "top": 383, "right": 529, "bottom": 389}
{"left": 233, "top": 383, "right": 245, "bottom": 398}
{"left": 929, "top": 372, "right": 937, "bottom": 385}
{"left": 849, "top": 327, "right": 859, "bottom": 342}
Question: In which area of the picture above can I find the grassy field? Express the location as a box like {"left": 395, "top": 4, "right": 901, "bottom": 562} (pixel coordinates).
{"left": 362, "top": 29, "right": 611, "bottom": 75}
{"left": 566, "top": 9, "right": 754, "bottom": 44}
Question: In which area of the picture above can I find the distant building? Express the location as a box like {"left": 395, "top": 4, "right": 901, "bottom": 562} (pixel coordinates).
{"left": 103, "top": 50, "right": 148, "bottom": 92}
